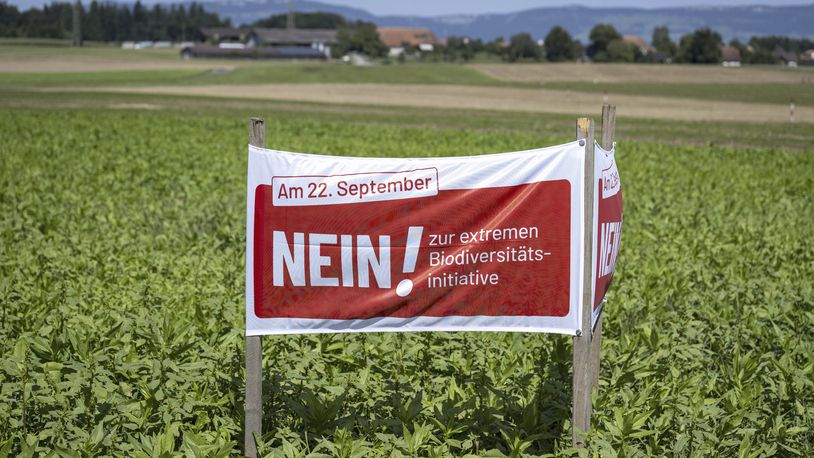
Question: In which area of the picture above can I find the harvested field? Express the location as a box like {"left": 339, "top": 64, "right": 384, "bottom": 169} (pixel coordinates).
{"left": 72, "top": 83, "right": 814, "bottom": 124}
{"left": 473, "top": 63, "right": 814, "bottom": 84}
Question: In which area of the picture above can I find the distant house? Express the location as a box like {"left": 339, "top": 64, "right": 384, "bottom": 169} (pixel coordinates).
{"left": 183, "top": 27, "right": 336, "bottom": 60}
{"left": 377, "top": 27, "right": 442, "bottom": 56}
{"left": 248, "top": 28, "right": 337, "bottom": 52}
{"left": 721, "top": 46, "right": 741, "bottom": 67}
{"left": 622, "top": 35, "right": 654, "bottom": 55}
{"left": 800, "top": 48, "right": 814, "bottom": 66}
{"left": 201, "top": 27, "right": 251, "bottom": 44}
{"left": 772, "top": 46, "right": 798, "bottom": 67}
{"left": 652, "top": 51, "right": 672, "bottom": 64}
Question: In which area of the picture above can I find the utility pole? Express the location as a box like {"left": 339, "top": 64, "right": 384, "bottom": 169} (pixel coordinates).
{"left": 72, "top": 0, "right": 82, "bottom": 47}
{"left": 286, "top": 0, "right": 295, "bottom": 30}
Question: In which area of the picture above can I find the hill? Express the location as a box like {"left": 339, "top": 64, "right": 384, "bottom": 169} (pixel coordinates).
{"left": 199, "top": 1, "right": 814, "bottom": 42}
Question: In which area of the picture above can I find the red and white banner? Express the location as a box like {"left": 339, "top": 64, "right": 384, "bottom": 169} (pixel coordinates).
{"left": 246, "top": 141, "right": 618, "bottom": 336}
{"left": 591, "top": 144, "right": 623, "bottom": 329}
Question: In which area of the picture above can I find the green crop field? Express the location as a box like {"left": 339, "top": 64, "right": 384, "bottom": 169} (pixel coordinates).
{"left": 1, "top": 103, "right": 813, "bottom": 457}
{"left": 0, "top": 64, "right": 507, "bottom": 89}
{"left": 1, "top": 43, "right": 814, "bottom": 456}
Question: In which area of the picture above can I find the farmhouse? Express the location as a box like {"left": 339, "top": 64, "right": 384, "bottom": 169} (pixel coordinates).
{"left": 183, "top": 27, "right": 337, "bottom": 59}
{"left": 247, "top": 28, "right": 336, "bottom": 51}
{"left": 622, "top": 35, "right": 653, "bottom": 55}
{"left": 201, "top": 27, "right": 251, "bottom": 44}
{"left": 721, "top": 46, "right": 741, "bottom": 67}
{"left": 801, "top": 48, "right": 814, "bottom": 66}
{"left": 377, "top": 27, "right": 443, "bottom": 57}
{"left": 772, "top": 46, "right": 798, "bottom": 67}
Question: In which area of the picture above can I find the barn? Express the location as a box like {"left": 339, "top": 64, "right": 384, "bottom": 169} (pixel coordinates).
{"left": 182, "top": 27, "right": 337, "bottom": 60}
{"left": 377, "top": 27, "right": 443, "bottom": 57}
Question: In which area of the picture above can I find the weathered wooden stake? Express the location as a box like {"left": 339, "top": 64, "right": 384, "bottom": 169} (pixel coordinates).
{"left": 601, "top": 105, "right": 616, "bottom": 151}
{"left": 572, "top": 116, "right": 595, "bottom": 447}
{"left": 592, "top": 105, "right": 615, "bottom": 388}
{"left": 572, "top": 105, "right": 616, "bottom": 447}
{"left": 245, "top": 117, "right": 265, "bottom": 458}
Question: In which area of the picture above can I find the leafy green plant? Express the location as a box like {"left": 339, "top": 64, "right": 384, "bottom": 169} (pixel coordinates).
{"left": 0, "top": 107, "right": 812, "bottom": 456}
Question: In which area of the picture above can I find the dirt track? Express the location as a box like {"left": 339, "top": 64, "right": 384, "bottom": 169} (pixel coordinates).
{"left": 73, "top": 83, "right": 812, "bottom": 124}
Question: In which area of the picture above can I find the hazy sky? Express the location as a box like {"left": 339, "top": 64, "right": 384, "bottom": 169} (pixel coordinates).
{"left": 8, "top": 0, "right": 814, "bottom": 15}
{"left": 318, "top": 0, "right": 814, "bottom": 16}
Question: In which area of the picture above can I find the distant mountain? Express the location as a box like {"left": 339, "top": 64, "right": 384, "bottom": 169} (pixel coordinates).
{"left": 5, "top": 0, "right": 814, "bottom": 42}
{"left": 200, "top": 1, "right": 814, "bottom": 42}
{"left": 202, "top": 0, "right": 375, "bottom": 26}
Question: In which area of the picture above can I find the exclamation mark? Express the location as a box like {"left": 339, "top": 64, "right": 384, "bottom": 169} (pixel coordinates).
{"left": 396, "top": 226, "right": 423, "bottom": 297}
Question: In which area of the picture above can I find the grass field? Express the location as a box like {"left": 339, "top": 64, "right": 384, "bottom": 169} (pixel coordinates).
{"left": 0, "top": 64, "right": 504, "bottom": 88}
{"left": 1, "top": 43, "right": 814, "bottom": 456}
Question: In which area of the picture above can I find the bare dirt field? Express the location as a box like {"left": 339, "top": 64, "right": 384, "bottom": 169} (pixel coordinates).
{"left": 473, "top": 63, "right": 814, "bottom": 84}
{"left": 68, "top": 83, "right": 812, "bottom": 124}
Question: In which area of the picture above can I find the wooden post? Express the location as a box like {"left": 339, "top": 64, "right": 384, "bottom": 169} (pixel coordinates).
{"left": 591, "top": 105, "right": 615, "bottom": 389}
{"left": 572, "top": 116, "right": 595, "bottom": 447}
{"left": 245, "top": 118, "right": 265, "bottom": 458}
{"left": 572, "top": 105, "right": 616, "bottom": 447}
{"left": 601, "top": 104, "right": 616, "bottom": 151}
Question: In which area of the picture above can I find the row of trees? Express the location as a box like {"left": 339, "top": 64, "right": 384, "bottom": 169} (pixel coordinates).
{"left": 433, "top": 26, "right": 642, "bottom": 63}
{"left": 438, "top": 26, "right": 644, "bottom": 63}
{"left": 0, "top": 3, "right": 388, "bottom": 58}
{"left": 442, "top": 30, "right": 577, "bottom": 64}
{"left": 442, "top": 25, "right": 813, "bottom": 64}
{"left": 0, "top": 1, "right": 227, "bottom": 42}
{"left": 251, "top": 11, "right": 345, "bottom": 30}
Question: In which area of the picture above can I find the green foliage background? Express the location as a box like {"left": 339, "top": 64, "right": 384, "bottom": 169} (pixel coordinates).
{"left": 0, "top": 108, "right": 813, "bottom": 456}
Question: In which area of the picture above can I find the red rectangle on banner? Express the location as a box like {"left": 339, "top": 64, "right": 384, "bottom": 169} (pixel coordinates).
{"left": 594, "top": 170, "right": 623, "bottom": 310}
{"left": 253, "top": 180, "right": 571, "bottom": 320}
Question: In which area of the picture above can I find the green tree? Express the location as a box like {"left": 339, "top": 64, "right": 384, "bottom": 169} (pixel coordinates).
{"left": 82, "top": 1, "right": 101, "bottom": 41}
{"left": 606, "top": 39, "right": 638, "bottom": 62}
{"left": 728, "top": 38, "right": 749, "bottom": 61}
{"left": 749, "top": 35, "right": 814, "bottom": 56}
{"left": 335, "top": 20, "right": 386, "bottom": 57}
{"left": 0, "top": 1, "right": 21, "bottom": 36}
{"left": 676, "top": 28, "right": 722, "bottom": 63}
{"left": 652, "top": 25, "right": 676, "bottom": 56}
{"left": 587, "top": 23, "right": 621, "bottom": 61}
{"left": 445, "top": 36, "right": 477, "bottom": 62}
{"left": 131, "top": 0, "right": 147, "bottom": 40}
{"left": 483, "top": 37, "right": 507, "bottom": 59}
{"left": 507, "top": 32, "right": 541, "bottom": 62}
{"left": 544, "top": 26, "right": 576, "bottom": 62}
{"left": 252, "top": 12, "right": 346, "bottom": 29}
{"left": 745, "top": 47, "right": 777, "bottom": 64}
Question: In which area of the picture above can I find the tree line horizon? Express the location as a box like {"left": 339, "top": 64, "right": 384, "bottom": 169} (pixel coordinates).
{"left": 1, "top": 1, "right": 812, "bottom": 64}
